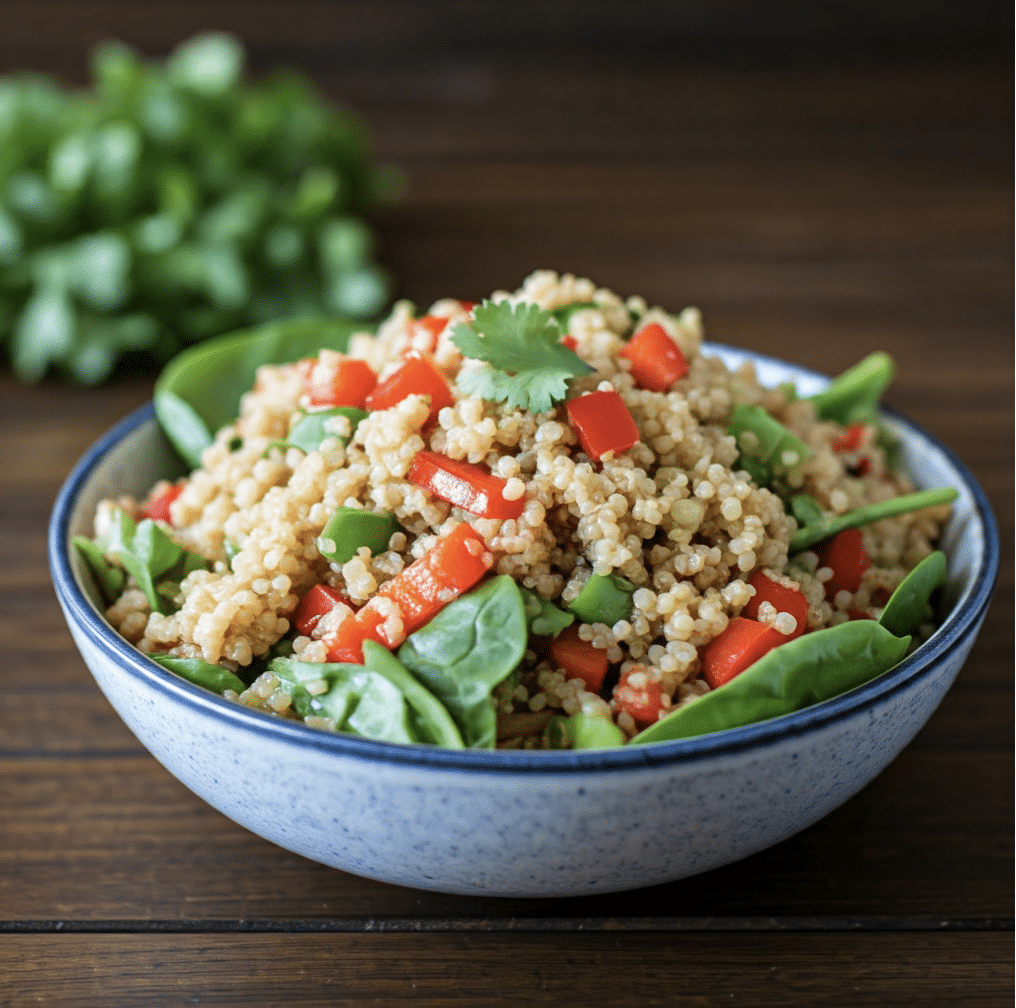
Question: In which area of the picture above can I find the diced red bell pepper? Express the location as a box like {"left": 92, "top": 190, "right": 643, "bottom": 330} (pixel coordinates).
{"left": 700, "top": 616, "right": 788, "bottom": 689}
{"left": 412, "top": 314, "right": 448, "bottom": 353}
{"left": 613, "top": 668, "right": 668, "bottom": 728}
{"left": 292, "top": 583, "right": 349, "bottom": 637}
{"left": 819, "top": 527, "right": 869, "bottom": 601}
{"left": 565, "top": 390, "right": 640, "bottom": 463}
{"left": 618, "top": 322, "right": 689, "bottom": 392}
{"left": 364, "top": 352, "right": 454, "bottom": 427}
{"left": 377, "top": 521, "right": 493, "bottom": 636}
{"left": 560, "top": 333, "right": 578, "bottom": 350}
{"left": 408, "top": 450, "right": 525, "bottom": 521}
{"left": 322, "top": 595, "right": 406, "bottom": 663}
{"left": 304, "top": 356, "right": 378, "bottom": 409}
{"left": 832, "top": 423, "right": 867, "bottom": 453}
{"left": 139, "top": 483, "right": 185, "bottom": 524}
{"left": 742, "top": 570, "right": 809, "bottom": 640}
{"left": 550, "top": 624, "right": 610, "bottom": 693}
{"left": 848, "top": 607, "right": 874, "bottom": 621}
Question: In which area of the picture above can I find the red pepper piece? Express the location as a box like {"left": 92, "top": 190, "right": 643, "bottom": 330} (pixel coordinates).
{"left": 364, "top": 352, "right": 454, "bottom": 427}
{"left": 565, "top": 390, "right": 640, "bottom": 463}
{"left": 819, "top": 528, "right": 869, "bottom": 601}
{"left": 292, "top": 583, "right": 348, "bottom": 637}
{"left": 550, "top": 624, "right": 609, "bottom": 693}
{"left": 305, "top": 356, "right": 378, "bottom": 408}
{"left": 408, "top": 450, "right": 525, "bottom": 521}
{"left": 832, "top": 423, "right": 867, "bottom": 453}
{"left": 614, "top": 669, "right": 668, "bottom": 728}
{"left": 618, "top": 322, "right": 689, "bottom": 392}
{"left": 139, "top": 484, "right": 185, "bottom": 524}
{"left": 412, "top": 315, "right": 448, "bottom": 353}
{"left": 700, "top": 616, "right": 788, "bottom": 689}
{"left": 742, "top": 570, "right": 809, "bottom": 640}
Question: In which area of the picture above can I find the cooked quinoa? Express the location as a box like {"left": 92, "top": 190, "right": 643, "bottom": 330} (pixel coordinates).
{"left": 91, "top": 270, "right": 952, "bottom": 748}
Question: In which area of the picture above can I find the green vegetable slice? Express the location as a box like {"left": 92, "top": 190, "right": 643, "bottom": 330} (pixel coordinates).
{"left": 789, "top": 488, "right": 958, "bottom": 554}
{"left": 810, "top": 352, "right": 895, "bottom": 426}
{"left": 148, "top": 654, "right": 245, "bottom": 695}
{"left": 550, "top": 713, "right": 627, "bottom": 750}
{"left": 451, "top": 299, "right": 592, "bottom": 413}
{"left": 878, "top": 551, "right": 947, "bottom": 639}
{"left": 729, "top": 403, "right": 811, "bottom": 490}
{"left": 318, "top": 507, "right": 400, "bottom": 565}
{"left": 72, "top": 535, "right": 126, "bottom": 604}
{"left": 154, "top": 317, "right": 370, "bottom": 468}
{"left": 631, "top": 621, "right": 911, "bottom": 744}
{"left": 279, "top": 406, "right": 367, "bottom": 454}
{"left": 566, "top": 573, "right": 636, "bottom": 626}
{"left": 397, "top": 574, "right": 527, "bottom": 749}
{"left": 520, "top": 586, "right": 574, "bottom": 638}
{"left": 552, "top": 301, "right": 598, "bottom": 329}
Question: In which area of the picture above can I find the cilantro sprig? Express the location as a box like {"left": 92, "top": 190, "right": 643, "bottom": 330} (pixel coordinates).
{"left": 451, "top": 300, "right": 593, "bottom": 413}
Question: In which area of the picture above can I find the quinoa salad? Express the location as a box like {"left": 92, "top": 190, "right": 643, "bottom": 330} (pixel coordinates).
{"left": 76, "top": 271, "right": 957, "bottom": 750}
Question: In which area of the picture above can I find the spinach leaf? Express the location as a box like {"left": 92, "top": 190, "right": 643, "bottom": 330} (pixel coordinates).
{"left": 72, "top": 535, "right": 126, "bottom": 604}
{"left": 361, "top": 641, "right": 465, "bottom": 749}
{"left": 271, "top": 657, "right": 419, "bottom": 745}
{"left": 809, "top": 352, "right": 895, "bottom": 426}
{"left": 632, "top": 621, "right": 911, "bottom": 744}
{"left": 789, "top": 487, "right": 958, "bottom": 554}
{"left": 154, "top": 317, "right": 370, "bottom": 469}
{"left": 520, "top": 586, "right": 574, "bottom": 638}
{"left": 878, "top": 551, "right": 947, "bottom": 639}
{"left": 97, "top": 508, "right": 207, "bottom": 614}
{"left": 148, "top": 654, "right": 245, "bottom": 694}
{"left": 790, "top": 493, "right": 825, "bottom": 529}
{"left": 397, "top": 574, "right": 527, "bottom": 749}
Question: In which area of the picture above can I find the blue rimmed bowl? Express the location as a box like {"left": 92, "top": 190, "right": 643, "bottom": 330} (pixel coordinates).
{"left": 49, "top": 345, "right": 998, "bottom": 897}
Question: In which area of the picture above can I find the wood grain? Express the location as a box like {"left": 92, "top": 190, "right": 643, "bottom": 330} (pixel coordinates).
{"left": 0, "top": 4, "right": 1011, "bottom": 1003}
{"left": 3, "top": 933, "right": 1013, "bottom": 1008}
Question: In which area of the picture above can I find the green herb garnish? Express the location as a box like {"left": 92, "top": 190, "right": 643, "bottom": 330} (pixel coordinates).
{"left": 451, "top": 300, "right": 593, "bottom": 413}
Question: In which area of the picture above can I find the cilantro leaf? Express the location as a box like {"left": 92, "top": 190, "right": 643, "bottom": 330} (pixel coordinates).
{"left": 451, "top": 300, "right": 592, "bottom": 413}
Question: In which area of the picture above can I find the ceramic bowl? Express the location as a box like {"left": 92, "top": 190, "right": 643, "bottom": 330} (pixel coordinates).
{"left": 49, "top": 345, "right": 998, "bottom": 897}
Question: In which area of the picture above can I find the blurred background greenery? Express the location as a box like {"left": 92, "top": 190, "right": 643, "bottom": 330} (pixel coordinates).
{"left": 0, "top": 32, "right": 398, "bottom": 384}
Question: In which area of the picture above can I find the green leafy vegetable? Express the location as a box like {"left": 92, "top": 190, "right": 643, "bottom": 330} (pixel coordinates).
{"left": 451, "top": 299, "right": 593, "bottom": 413}
{"left": 148, "top": 653, "right": 245, "bottom": 694}
{"left": 878, "top": 551, "right": 947, "bottom": 639}
{"left": 318, "top": 506, "right": 400, "bottom": 565}
{"left": 155, "top": 316, "right": 370, "bottom": 468}
{"left": 95, "top": 508, "right": 207, "bottom": 614}
{"left": 551, "top": 301, "right": 598, "bottom": 329}
{"left": 790, "top": 494, "right": 825, "bottom": 528}
{"left": 566, "top": 573, "right": 636, "bottom": 626}
{"left": 789, "top": 488, "right": 958, "bottom": 554}
{"left": 1, "top": 32, "right": 398, "bottom": 384}
{"left": 397, "top": 574, "right": 527, "bottom": 748}
{"left": 632, "top": 621, "right": 911, "bottom": 744}
{"left": 520, "top": 586, "right": 574, "bottom": 638}
{"left": 810, "top": 352, "right": 895, "bottom": 426}
{"left": 72, "top": 535, "right": 127, "bottom": 603}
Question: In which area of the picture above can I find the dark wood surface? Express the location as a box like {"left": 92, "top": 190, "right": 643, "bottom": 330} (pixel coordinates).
{"left": 1, "top": 4, "right": 1011, "bottom": 1005}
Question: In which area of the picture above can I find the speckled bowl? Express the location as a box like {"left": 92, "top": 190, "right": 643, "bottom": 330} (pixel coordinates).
{"left": 49, "top": 346, "right": 998, "bottom": 897}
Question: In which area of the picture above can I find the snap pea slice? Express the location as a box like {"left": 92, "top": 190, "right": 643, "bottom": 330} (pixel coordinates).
{"left": 631, "top": 621, "right": 911, "bottom": 745}
{"left": 789, "top": 487, "right": 958, "bottom": 554}
{"left": 809, "top": 352, "right": 895, "bottom": 426}
{"left": 729, "top": 403, "right": 811, "bottom": 484}
{"left": 554, "top": 713, "right": 627, "bottom": 750}
{"left": 567, "top": 573, "right": 636, "bottom": 626}
{"left": 552, "top": 301, "right": 598, "bottom": 330}
{"left": 520, "top": 586, "right": 574, "bottom": 638}
{"left": 282, "top": 406, "right": 367, "bottom": 453}
{"left": 148, "top": 654, "right": 245, "bottom": 695}
{"left": 318, "top": 507, "right": 400, "bottom": 565}
{"left": 878, "top": 550, "right": 947, "bottom": 639}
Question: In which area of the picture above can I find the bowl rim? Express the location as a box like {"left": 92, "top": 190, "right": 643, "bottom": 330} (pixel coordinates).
{"left": 49, "top": 342, "right": 999, "bottom": 775}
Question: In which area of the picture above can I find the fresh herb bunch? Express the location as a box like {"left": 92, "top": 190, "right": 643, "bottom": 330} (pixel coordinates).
{"left": 0, "top": 32, "right": 400, "bottom": 384}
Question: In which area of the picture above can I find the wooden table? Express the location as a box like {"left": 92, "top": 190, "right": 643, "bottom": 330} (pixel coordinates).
{"left": 2, "top": 6, "right": 1011, "bottom": 1004}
